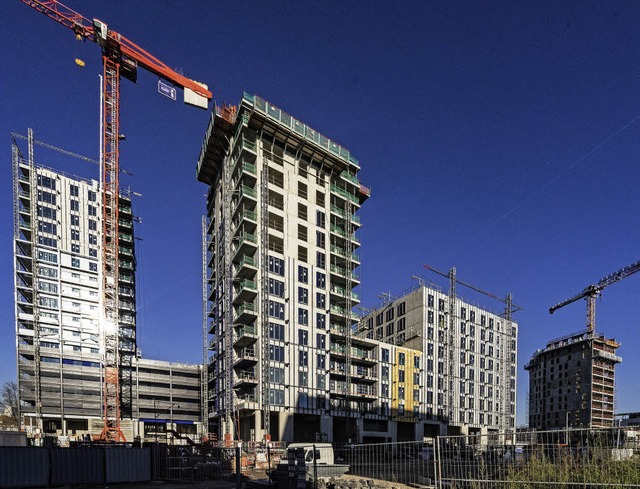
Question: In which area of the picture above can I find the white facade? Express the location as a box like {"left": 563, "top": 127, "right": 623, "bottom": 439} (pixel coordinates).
{"left": 358, "top": 285, "right": 518, "bottom": 436}
{"left": 198, "top": 95, "right": 372, "bottom": 443}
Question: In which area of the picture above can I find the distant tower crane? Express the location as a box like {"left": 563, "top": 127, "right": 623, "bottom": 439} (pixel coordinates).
{"left": 21, "top": 0, "right": 212, "bottom": 442}
{"left": 549, "top": 259, "right": 640, "bottom": 334}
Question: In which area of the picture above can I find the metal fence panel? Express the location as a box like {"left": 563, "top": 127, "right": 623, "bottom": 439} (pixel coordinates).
{"left": 50, "top": 448, "right": 104, "bottom": 485}
{"left": 334, "top": 441, "right": 435, "bottom": 486}
{"left": 106, "top": 447, "right": 151, "bottom": 483}
{"left": 0, "top": 447, "right": 48, "bottom": 488}
{"left": 434, "top": 427, "right": 640, "bottom": 488}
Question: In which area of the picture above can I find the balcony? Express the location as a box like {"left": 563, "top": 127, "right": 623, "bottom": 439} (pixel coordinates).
{"left": 330, "top": 183, "right": 358, "bottom": 205}
{"left": 233, "top": 370, "right": 258, "bottom": 388}
{"left": 237, "top": 185, "right": 257, "bottom": 205}
{"left": 330, "top": 204, "right": 361, "bottom": 227}
{"left": 330, "top": 245, "right": 360, "bottom": 264}
{"left": 233, "top": 279, "right": 257, "bottom": 304}
{"left": 234, "top": 302, "right": 257, "bottom": 324}
{"left": 235, "top": 161, "right": 257, "bottom": 186}
{"left": 330, "top": 265, "right": 360, "bottom": 284}
{"left": 233, "top": 232, "right": 257, "bottom": 259}
{"left": 330, "top": 323, "right": 347, "bottom": 337}
{"left": 233, "top": 325, "right": 258, "bottom": 348}
{"left": 329, "top": 284, "right": 359, "bottom": 301}
{"left": 234, "top": 209, "right": 258, "bottom": 234}
{"left": 234, "top": 347, "right": 258, "bottom": 368}
{"left": 234, "top": 255, "right": 257, "bottom": 278}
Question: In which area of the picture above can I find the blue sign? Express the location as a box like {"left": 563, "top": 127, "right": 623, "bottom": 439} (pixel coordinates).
{"left": 158, "top": 80, "right": 177, "bottom": 101}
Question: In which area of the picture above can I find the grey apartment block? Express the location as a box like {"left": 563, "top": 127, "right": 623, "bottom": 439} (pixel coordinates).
{"left": 525, "top": 329, "right": 621, "bottom": 430}
{"left": 197, "top": 95, "right": 372, "bottom": 443}
{"left": 357, "top": 285, "right": 519, "bottom": 437}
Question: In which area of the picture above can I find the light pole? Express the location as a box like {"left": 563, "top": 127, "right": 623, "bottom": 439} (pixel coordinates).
{"left": 153, "top": 400, "right": 179, "bottom": 443}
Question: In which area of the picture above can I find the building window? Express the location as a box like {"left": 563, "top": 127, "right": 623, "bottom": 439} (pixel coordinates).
{"left": 386, "top": 308, "right": 395, "bottom": 322}
{"left": 269, "top": 256, "right": 285, "bottom": 276}
{"left": 398, "top": 370, "right": 405, "bottom": 383}
{"left": 269, "top": 367, "right": 284, "bottom": 384}
{"left": 316, "top": 293, "right": 326, "bottom": 309}
{"left": 88, "top": 205, "right": 97, "bottom": 216}
{"left": 269, "top": 322, "right": 285, "bottom": 341}
{"left": 298, "top": 308, "right": 308, "bottom": 325}
{"left": 298, "top": 203, "right": 307, "bottom": 221}
{"left": 269, "top": 300, "right": 285, "bottom": 320}
{"left": 269, "top": 389, "right": 285, "bottom": 405}
{"left": 38, "top": 221, "right": 57, "bottom": 234}
{"left": 398, "top": 387, "right": 405, "bottom": 400}
{"left": 316, "top": 333, "right": 326, "bottom": 349}
{"left": 89, "top": 262, "right": 98, "bottom": 272}
{"left": 397, "top": 302, "right": 406, "bottom": 316}
{"left": 316, "top": 313, "right": 326, "bottom": 329}
{"left": 298, "top": 265, "right": 308, "bottom": 283}
{"left": 298, "top": 246, "right": 308, "bottom": 263}
{"left": 71, "top": 258, "right": 80, "bottom": 268}
{"left": 69, "top": 184, "right": 79, "bottom": 197}
{"left": 316, "top": 252, "right": 325, "bottom": 269}
{"left": 298, "top": 287, "right": 309, "bottom": 304}
{"left": 298, "top": 371, "right": 308, "bottom": 387}
{"left": 70, "top": 200, "right": 80, "bottom": 212}
{"left": 316, "top": 231, "right": 325, "bottom": 248}
{"left": 88, "top": 234, "right": 98, "bottom": 245}
{"left": 298, "top": 182, "right": 307, "bottom": 199}
{"left": 70, "top": 229, "right": 80, "bottom": 241}
{"left": 381, "top": 349, "right": 389, "bottom": 363}
{"left": 386, "top": 322, "right": 394, "bottom": 335}
{"left": 381, "top": 366, "right": 389, "bottom": 380}
{"left": 317, "top": 373, "right": 326, "bottom": 390}
{"left": 38, "top": 191, "right": 56, "bottom": 205}
{"left": 316, "top": 210, "right": 325, "bottom": 228}
{"left": 37, "top": 175, "right": 56, "bottom": 190}
{"left": 88, "top": 219, "right": 97, "bottom": 231}
{"left": 299, "top": 350, "right": 308, "bottom": 367}
{"left": 269, "top": 345, "right": 285, "bottom": 362}
{"left": 316, "top": 272, "right": 326, "bottom": 288}
{"left": 398, "top": 352, "right": 406, "bottom": 366}
{"left": 298, "top": 329, "right": 308, "bottom": 346}
{"left": 89, "top": 248, "right": 98, "bottom": 257}
{"left": 69, "top": 215, "right": 79, "bottom": 226}
{"left": 269, "top": 278, "right": 285, "bottom": 297}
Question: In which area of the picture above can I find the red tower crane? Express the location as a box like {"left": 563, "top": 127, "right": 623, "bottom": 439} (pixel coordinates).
{"left": 21, "top": 0, "right": 213, "bottom": 442}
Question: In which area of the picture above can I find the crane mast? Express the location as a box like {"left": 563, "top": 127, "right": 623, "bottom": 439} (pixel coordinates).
{"left": 549, "top": 259, "right": 640, "bottom": 333}
{"left": 21, "top": 0, "right": 212, "bottom": 441}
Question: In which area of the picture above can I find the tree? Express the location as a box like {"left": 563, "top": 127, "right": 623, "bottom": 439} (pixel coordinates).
{"left": 0, "top": 381, "right": 19, "bottom": 429}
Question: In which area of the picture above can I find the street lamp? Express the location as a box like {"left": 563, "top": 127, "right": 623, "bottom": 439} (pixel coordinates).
{"left": 153, "top": 400, "right": 179, "bottom": 443}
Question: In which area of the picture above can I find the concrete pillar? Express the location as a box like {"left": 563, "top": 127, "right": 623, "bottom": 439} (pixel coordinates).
{"left": 320, "top": 415, "right": 333, "bottom": 442}
{"left": 254, "top": 411, "right": 262, "bottom": 441}
{"left": 389, "top": 421, "right": 398, "bottom": 442}
{"left": 278, "top": 411, "right": 293, "bottom": 442}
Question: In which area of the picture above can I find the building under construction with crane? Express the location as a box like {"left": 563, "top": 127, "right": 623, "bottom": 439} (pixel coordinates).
{"left": 197, "top": 94, "right": 371, "bottom": 443}
{"left": 525, "top": 260, "right": 639, "bottom": 430}
{"left": 11, "top": 133, "right": 204, "bottom": 442}
{"left": 356, "top": 269, "right": 519, "bottom": 438}
{"left": 13, "top": 0, "right": 212, "bottom": 443}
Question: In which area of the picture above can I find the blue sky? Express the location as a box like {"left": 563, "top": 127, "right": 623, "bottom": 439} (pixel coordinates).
{"left": 2, "top": 1, "right": 640, "bottom": 425}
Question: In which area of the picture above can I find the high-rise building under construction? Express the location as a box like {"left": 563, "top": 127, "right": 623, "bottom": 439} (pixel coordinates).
{"left": 12, "top": 133, "right": 203, "bottom": 442}
{"left": 197, "top": 94, "right": 370, "bottom": 442}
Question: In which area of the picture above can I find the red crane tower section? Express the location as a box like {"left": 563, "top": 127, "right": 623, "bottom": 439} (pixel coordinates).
{"left": 21, "top": 0, "right": 213, "bottom": 442}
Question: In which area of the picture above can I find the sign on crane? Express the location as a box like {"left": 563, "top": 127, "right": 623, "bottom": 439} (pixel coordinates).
{"left": 549, "top": 259, "right": 640, "bottom": 334}
{"left": 21, "top": 0, "right": 213, "bottom": 442}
